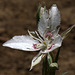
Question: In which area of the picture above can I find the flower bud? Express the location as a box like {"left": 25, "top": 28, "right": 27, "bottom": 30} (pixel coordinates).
{"left": 50, "top": 63, "right": 58, "bottom": 70}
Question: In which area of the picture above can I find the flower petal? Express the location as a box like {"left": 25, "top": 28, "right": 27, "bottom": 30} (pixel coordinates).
{"left": 3, "top": 35, "right": 39, "bottom": 51}
{"left": 30, "top": 51, "right": 46, "bottom": 70}
{"left": 52, "top": 27, "right": 60, "bottom": 38}
{"left": 41, "top": 35, "right": 62, "bottom": 53}
{"left": 49, "top": 4, "right": 60, "bottom": 31}
{"left": 38, "top": 10, "right": 49, "bottom": 37}
{"left": 61, "top": 25, "right": 75, "bottom": 40}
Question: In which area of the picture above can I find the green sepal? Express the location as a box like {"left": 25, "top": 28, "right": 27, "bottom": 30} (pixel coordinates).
{"left": 61, "top": 25, "right": 75, "bottom": 40}
{"left": 36, "top": 4, "right": 41, "bottom": 24}
{"left": 36, "top": 5, "right": 46, "bottom": 25}
{"left": 47, "top": 53, "right": 52, "bottom": 64}
{"left": 44, "top": 6, "right": 46, "bottom": 11}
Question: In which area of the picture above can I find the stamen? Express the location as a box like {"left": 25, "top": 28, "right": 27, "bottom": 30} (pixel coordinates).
{"left": 28, "top": 30, "right": 42, "bottom": 42}
{"left": 45, "top": 32, "right": 53, "bottom": 38}
{"left": 48, "top": 44, "right": 54, "bottom": 50}
{"left": 35, "top": 31, "right": 43, "bottom": 42}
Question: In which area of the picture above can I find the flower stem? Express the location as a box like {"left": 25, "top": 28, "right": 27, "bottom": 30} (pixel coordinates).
{"left": 42, "top": 54, "right": 56, "bottom": 75}
{"left": 50, "top": 52, "right": 54, "bottom": 62}
{"left": 55, "top": 47, "right": 61, "bottom": 62}
{"left": 42, "top": 56, "right": 47, "bottom": 75}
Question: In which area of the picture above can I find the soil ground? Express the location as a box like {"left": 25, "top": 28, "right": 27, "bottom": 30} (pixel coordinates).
{"left": 0, "top": 0, "right": 75, "bottom": 75}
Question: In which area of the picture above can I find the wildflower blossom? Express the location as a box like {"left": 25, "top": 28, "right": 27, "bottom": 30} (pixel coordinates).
{"left": 3, "top": 4, "right": 75, "bottom": 70}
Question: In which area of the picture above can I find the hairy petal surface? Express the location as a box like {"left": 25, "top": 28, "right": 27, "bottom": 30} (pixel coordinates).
{"left": 30, "top": 51, "right": 46, "bottom": 70}
{"left": 38, "top": 11, "right": 49, "bottom": 37}
{"left": 49, "top": 4, "right": 60, "bottom": 31}
{"left": 3, "top": 35, "right": 39, "bottom": 51}
{"left": 41, "top": 35, "right": 62, "bottom": 53}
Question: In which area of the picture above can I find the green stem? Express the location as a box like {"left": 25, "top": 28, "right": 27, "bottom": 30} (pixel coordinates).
{"left": 42, "top": 54, "right": 56, "bottom": 75}
{"left": 49, "top": 69, "right": 56, "bottom": 75}
{"left": 42, "top": 56, "right": 47, "bottom": 75}
{"left": 51, "top": 52, "right": 54, "bottom": 62}
{"left": 55, "top": 47, "right": 61, "bottom": 63}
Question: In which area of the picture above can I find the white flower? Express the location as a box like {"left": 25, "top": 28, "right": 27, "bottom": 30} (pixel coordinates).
{"left": 3, "top": 4, "right": 75, "bottom": 70}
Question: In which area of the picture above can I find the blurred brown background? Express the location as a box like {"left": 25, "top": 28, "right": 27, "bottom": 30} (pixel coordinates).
{"left": 0, "top": 0, "right": 75, "bottom": 75}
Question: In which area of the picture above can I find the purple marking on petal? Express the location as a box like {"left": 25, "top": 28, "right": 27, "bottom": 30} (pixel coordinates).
{"left": 45, "top": 32, "right": 53, "bottom": 39}
{"left": 32, "top": 44, "right": 37, "bottom": 49}
{"left": 48, "top": 44, "right": 54, "bottom": 50}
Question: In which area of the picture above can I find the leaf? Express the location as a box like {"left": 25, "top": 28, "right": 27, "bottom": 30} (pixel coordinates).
{"left": 61, "top": 25, "right": 75, "bottom": 40}
{"left": 3, "top": 35, "right": 39, "bottom": 51}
